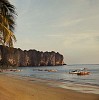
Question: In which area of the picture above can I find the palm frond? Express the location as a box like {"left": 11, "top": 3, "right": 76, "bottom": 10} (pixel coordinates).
{"left": 0, "top": 0, "right": 17, "bottom": 47}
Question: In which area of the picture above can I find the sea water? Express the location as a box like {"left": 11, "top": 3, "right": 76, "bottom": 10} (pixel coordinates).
{"left": 6, "top": 64, "right": 99, "bottom": 86}
{"left": 4, "top": 64, "right": 99, "bottom": 94}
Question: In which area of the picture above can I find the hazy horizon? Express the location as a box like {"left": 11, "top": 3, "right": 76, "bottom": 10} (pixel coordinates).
{"left": 10, "top": 0, "right": 99, "bottom": 64}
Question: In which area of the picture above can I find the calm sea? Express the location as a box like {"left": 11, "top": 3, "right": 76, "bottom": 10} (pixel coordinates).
{"left": 6, "top": 64, "right": 99, "bottom": 86}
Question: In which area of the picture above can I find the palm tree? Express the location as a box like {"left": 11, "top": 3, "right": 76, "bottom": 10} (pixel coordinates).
{"left": 0, "top": 0, "right": 17, "bottom": 47}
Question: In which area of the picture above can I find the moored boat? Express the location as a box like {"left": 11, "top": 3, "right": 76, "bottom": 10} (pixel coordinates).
{"left": 69, "top": 68, "right": 90, "bottom": 75}
{"left": 47, "top": 69, "right": 57, "bottom": 72}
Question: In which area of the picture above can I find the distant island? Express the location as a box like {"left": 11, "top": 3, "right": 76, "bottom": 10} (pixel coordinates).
{"left": 0, "top": 45, "right": 65, "bottom": 68}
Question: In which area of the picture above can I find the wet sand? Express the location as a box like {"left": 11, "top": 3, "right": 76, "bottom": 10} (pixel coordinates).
{"left": 0, "top": 74, "right": 99, "bottom": 100}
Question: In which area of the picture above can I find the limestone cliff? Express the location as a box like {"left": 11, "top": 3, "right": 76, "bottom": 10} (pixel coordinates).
{"left": 0, "top": 45, "right": 64, "bottom": 67}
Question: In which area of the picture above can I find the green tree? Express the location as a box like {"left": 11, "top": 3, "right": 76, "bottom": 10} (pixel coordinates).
{"left": 0, "top": 0, "right": 17, "bottom": 47}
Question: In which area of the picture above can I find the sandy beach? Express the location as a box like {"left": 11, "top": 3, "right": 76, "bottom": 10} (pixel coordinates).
{"left": 0, "top": 74, "right": 99, "bottom": 100}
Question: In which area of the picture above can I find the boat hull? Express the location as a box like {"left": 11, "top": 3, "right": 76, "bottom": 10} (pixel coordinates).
{"left": 77, "top": 72, "right": 90, "bottom": 75}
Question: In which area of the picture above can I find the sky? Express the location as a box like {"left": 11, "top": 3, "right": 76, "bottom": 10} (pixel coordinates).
{"left": 10, "top": 0, "right": 99, "bottom": 64}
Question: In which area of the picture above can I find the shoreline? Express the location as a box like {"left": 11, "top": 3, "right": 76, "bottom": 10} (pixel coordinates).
{"left": 3, "top": 72, "right": 99, "bottom": 95}
{"left": 1, "top": 72, "right": 99, "bottom": 95}
{"left": 0, "top": 73, "right": 99, "bottom": 100}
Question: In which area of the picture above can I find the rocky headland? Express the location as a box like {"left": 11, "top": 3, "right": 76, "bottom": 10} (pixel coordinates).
{"left": 0, "top": 45, "right": 64, "bottom": 67}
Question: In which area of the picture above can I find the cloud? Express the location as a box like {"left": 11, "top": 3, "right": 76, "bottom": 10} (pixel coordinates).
{"left": 46, "top": 34, "right": 65, "bottom": 38}
{"left": 52, "top": 18, "right": 83, "bottom": 28}
{"left": 63, "top": 32, "right": 99, "bottom": 49}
